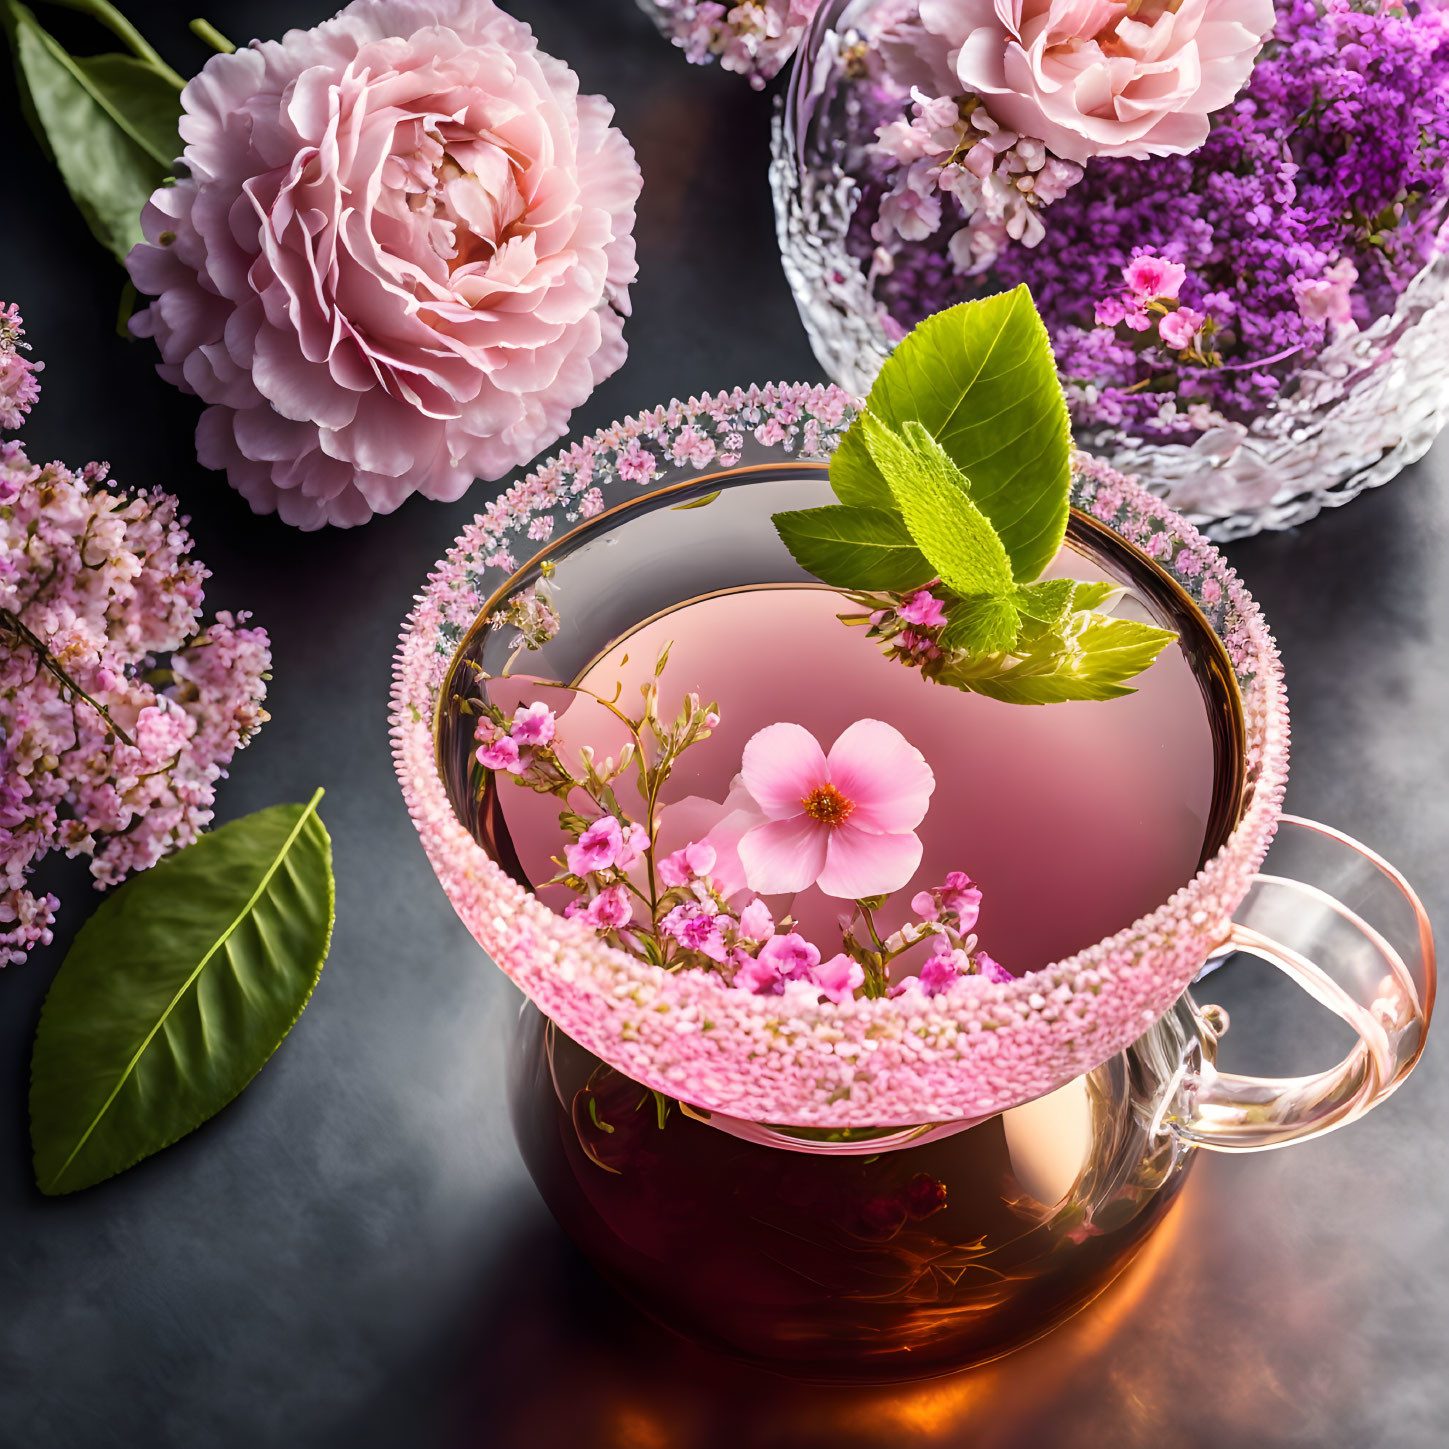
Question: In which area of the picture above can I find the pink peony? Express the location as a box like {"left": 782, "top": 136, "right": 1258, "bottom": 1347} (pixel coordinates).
{"left": 737, "top": 720, "right": 934, "bottom": 899}
{"left": 910, "top": 0, "right": 1275, "bottom": 164}
{"left": 126, "top": 0, "right": 641, "bottom": 529}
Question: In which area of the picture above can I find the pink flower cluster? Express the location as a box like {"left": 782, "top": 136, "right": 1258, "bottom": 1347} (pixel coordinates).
{"left": 872, "top": 90, "right": 1083, "bottom": 274}
{"left": 650, "top": 0, "right": 821, "bottom": 89}
{"left": 1094, "top": 253, "right": 1218, "bottom": 363}
{"left": 0, "top": 304, "right": 42, "bottom": 430}
{"left": 476, "top": 693, "right": 1006, "bottom": 1005}
{"left": 1, "top": 312, "right": 270, "bottom": 964}
{"left": 474, "top": 699, "right": 560, "bottom": 775}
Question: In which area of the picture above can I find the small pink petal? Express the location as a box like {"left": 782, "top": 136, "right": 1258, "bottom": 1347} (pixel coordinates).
{"left": 813, "top": 953, "right": 865, "bottom": 1005}
{"left": 738, "top": 815, "right": 830, "bottom": 895}
{"left": 740, "top": 722, "right": 828, "bottom": 820}
{"left": 818, "top": 826, "right": 923, "bottom": 900}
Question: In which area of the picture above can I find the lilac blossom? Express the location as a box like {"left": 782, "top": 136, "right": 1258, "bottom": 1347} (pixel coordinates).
{"left": 1, "top": 309, "right": 269, "bottom": 964}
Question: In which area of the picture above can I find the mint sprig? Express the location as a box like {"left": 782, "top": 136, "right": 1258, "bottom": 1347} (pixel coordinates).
{"left": 772, "top": 284, "right": 1177, "bottom": 705}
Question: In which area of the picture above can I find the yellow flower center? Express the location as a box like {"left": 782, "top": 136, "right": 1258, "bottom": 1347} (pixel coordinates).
{"left": 801, "top": 783, "right": 855, "bottom": 827}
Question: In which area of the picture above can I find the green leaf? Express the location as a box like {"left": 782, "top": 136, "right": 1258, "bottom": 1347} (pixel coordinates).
{"left": 860, "top": 416, "right": 1015, "bottom": 599}
{"left": 3, "top": 0, "right": 180, "bottom": 263}
{"left": 30, "top": 793, "right": 335, "bottom": 1194}
{"left": 773, "top": 504, "right": 936, "bottom": 592}
{"left": 1068, "top": 580, "right": 1123, "bottom": 614}
{"left": 940, "top": 593, "right": 1020, "bottom": 655}
{"left": 838, "top": 285, "right": 1073, "bottom": 583}
{"left": 829, "top": 422, "right": 898, "bottom": 512}
{"left": 1013, "top": 577, "right": 1076, "bottom": 624}
{"left": 971, "top": 617, "right": 1179, "bottom": 706}
{"left": 71, "top": 52, "right": 182, "bottom": 165}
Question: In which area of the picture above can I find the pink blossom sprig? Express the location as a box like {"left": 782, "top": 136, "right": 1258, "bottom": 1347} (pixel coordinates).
{"left": 1, "top": 308, "right": 270, "bottom": 965}
{"left": 470, "top": 653, "right": 1007, "bottom": 1001}
{"left": 870, "top": 90, "right": 1084, "bottom": 277}
{"left": 1093, "top": 253, "right": 1224, "bottom": 376}
{"left": 0, "top": 303, "right": 42, "bottom": 431}
{"left": 647, "top": 0, "right": 821, "bottom": 89}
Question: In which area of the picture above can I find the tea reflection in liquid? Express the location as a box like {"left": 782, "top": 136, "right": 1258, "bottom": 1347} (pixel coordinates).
{"left": 509, "top": 1003, "right": 1196, "bottom": 1382}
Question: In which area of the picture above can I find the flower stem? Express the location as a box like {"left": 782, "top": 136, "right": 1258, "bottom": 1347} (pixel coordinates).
{"left": 1, "top": 608, "right": 135, "bottom": 746}
{"left": 45, "top": 0, "right": 187, "bottom": 87}
{"left": 188, "top": 17, "right": 234, "bottom": 53}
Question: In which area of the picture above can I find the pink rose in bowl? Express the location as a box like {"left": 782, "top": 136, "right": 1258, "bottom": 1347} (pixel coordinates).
{"left": 912, "top": 0, "right": 1276, "bottom": 164}
{"left": 127, "top": 0, "right": 641, "bottom": 529}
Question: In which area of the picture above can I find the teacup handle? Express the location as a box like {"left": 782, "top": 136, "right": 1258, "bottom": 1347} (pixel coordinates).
{"left": 1168, "top": 816, "right": 1435, "bottom": 1152}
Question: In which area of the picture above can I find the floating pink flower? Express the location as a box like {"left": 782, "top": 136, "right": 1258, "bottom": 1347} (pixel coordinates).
{"left": 1124, "top": 254, "right": 1187, "bottom": 302}
{"left": 126, "top": 0, "right": 641, "bottom": 529}
{"left": 1158, "top": 307, "right": 1205, "bottom": 351}
{"left": 510, "top": 702, "right": 556, "bottom": 746}
{"left": 814, "top": 953, "right": 865, "bottom": 1004}
{"left": 898, "top": 589, "right": 947, "bottom": 628}
{"left": 566, "top": 884, "right": 632, "bottom": 931}
{"left": 661, "top": 901, "right": 728, "bottom": 963}
{"left": 566, "top": 816, "right": 625, "bottom": 876}
{"left": 941, "top": 871, "right": 983, "bottom": 929}
{"left": 477, "top": 734, "right": 522, "bottom": 774}
{"left": 658, "top": 840, "right": 718, "bottom": 888}
{"left": 737, "top": 897, "right": 775, "bottom": 941}
{"left": 737, "top": 720, "right": 934, "bottom": 899}
{"left": 735, "top": 930, "right": 820, "bottom": 994}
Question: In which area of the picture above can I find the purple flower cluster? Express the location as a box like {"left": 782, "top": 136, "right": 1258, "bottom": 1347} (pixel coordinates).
{"left": 1, "top": 307, "right": 270, "bottom": 964}
{"left": 847, "top": 0, "right": 1449, "bottom": 437}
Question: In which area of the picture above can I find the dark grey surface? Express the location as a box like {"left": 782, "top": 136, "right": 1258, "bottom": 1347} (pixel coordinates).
{"left": 1, "top": 3, "right": 1444, "bottom": 1446}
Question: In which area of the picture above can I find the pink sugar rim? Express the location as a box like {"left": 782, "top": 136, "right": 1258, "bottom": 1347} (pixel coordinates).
{"left": 390, "top": 383, "right": 1289, "bottom": 1128}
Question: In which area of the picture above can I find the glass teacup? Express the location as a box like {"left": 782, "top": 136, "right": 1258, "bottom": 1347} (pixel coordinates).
{"left": 393, "top": 386, "right": 1434, "bottom": 1381}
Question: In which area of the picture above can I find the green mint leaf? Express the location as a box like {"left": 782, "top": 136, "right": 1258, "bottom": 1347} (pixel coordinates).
{"left": 1013, "top": 577, "right": 1075, "bottom": 624}
{"left": 940, "top": 593, "right": 1020, "bottom": 655}
{"left": 969, "top": 617, "right": 1179, "bottom": 706}
{"left": 860, "top": 415, "right": 1015, "bottom": 599}
{"left": 29, "top": 793, "right": 335, "bottom": 1194}
{"left": 829, "top": 421, "right": 898, "bottom": 512}
{"left": 836, "top": 285, "right": 1072, "bottom": 583}
{"left": 1068, "top": 580, "right": 1124, "bottom": 613}
{"left": 773, "top": 504, "right": 936, "bottom": 592}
